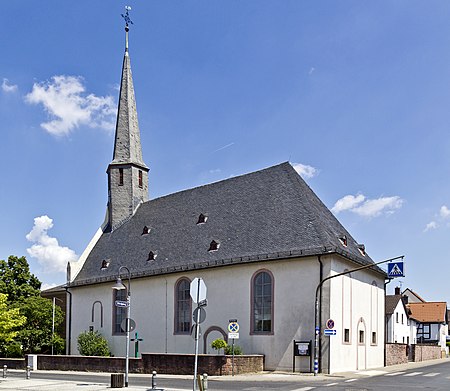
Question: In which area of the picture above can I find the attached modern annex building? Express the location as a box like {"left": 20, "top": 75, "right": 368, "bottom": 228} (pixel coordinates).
{"left": 66, "top": 23, "right": 387, "bottom": 374}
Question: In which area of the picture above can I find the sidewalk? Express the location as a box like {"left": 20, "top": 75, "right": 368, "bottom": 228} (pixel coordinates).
{"left": 0, "top": 358, "right": 447, "bottom": 390}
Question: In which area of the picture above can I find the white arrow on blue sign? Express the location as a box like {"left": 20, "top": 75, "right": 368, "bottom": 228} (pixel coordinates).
{"left": 387, "top": 261, "right": 404, "bottom": 278}
{"left": 324, "top": 329, "right": 336, "bottom": 336}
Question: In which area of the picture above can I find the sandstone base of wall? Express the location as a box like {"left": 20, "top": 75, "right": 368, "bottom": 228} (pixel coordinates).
{"left": 386, "top": 343, "right": 408, "bottom": 366}
{"left": 412, "top": 344, "right": 442, "bottom": 362}
{"left": 33, "top": 353, "right": 263, "bottom": 376}
{"left": 0, "top": 358, "right": 26, "bottom": 369}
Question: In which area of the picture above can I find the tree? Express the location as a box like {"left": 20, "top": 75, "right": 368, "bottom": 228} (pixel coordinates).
{"left": 77, "top": 331, "right": 110, "bottom": 356}
{"left": 0, "top": 256, "right": 41, "bottom": 302}
{"left": 0, "top": 256, "right": 65, "bottom": 355}
{"left": 0, "top": 293, "right": 26, "bottom": 355}
{"left": 14, "top": 296, "right": 64, "bottom": 355}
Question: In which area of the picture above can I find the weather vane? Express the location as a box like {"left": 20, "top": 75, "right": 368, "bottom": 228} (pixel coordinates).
{"left": 121, "top": 6, "right": 134, "bottom": 29}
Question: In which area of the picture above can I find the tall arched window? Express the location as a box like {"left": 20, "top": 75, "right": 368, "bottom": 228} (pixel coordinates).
{"left": 251, "top": 270, "right": 274, "bottom": 334}
{"left": 175, "top": 278, "right": 191, "bottom": 334}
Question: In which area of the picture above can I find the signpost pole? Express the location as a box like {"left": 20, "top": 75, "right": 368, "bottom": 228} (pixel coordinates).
{"left": 193, "top": 279, "right": 201, "bottom": 391}
{"left": 231, "top": 338, "right": 235, "bottom": 376}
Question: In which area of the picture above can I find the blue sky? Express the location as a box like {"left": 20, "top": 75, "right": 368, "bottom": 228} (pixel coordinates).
{"left": 1, "top": 1, "right": 450, "bottom": 301}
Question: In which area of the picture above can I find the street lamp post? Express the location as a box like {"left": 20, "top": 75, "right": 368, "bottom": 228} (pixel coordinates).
{"left": 112, "top": 266, "right": 131, "bottom": 387}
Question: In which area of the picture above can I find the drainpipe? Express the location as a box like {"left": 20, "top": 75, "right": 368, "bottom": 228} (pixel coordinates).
{"left": 316, "top": 255, "right": 323, "bottom": 373}
{"left": 65, "top": 287, "right": 72, "bottom": 355}
{"left": 384, "top": 278, "right": 392, "bottom": 367}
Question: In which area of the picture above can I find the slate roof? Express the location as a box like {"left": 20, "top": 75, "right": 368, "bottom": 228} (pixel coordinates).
{"left": 71, "top": 162, "right": 385, "bottom": 287}
{"left": 408, "top": 302, "right": 447, "bottom": 323}
{"left": 385, "top": 295, "right": 402, "bottom": 315}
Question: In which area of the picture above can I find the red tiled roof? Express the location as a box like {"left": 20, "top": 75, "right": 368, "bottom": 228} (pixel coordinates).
{"left": 408, "top": 302, "right": 447, "bottom": 323}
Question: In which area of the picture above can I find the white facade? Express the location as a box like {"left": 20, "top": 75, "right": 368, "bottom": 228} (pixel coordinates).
{"left": 387, "top": 299, "right": 417, "bottom": 345}
{"left": 68, "top": 254, "right": 385, "bottom": 373}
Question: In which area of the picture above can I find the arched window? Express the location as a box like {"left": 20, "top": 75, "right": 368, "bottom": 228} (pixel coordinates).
{"left": 251, "top": 270, "right": 274, "bottom": 334}
{"left": 175, "top": 278, "right": 191, "bottom": 334}
{"left": 112, "top": 288, "right": 127, "bottom": 335}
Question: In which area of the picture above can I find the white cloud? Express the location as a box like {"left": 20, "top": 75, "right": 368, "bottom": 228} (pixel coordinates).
{"left": 352, "top": 196, "right": 403, "bottom": 217}
{"left": 2, "top": 78, "right": 18, "bottom": 93}
{"left": 331, "top": 194, "right": 365, "bottom": 214}
{"left": 26, "top": 215, "right": 78, "bottom": 273}
{"left": 25, "top": 75, "right": 116, "bottom": 136}
{"left": 292, "top": 163, "right": 319, "bottom": 179}
{"left": 332, "top": 194, "right": 403, "bottom": 218}
{"left": 440, "top": 205, "right": 450, "bottom": 218}
{"left": 424, "top": 221, "right": 438, "bottom": 232}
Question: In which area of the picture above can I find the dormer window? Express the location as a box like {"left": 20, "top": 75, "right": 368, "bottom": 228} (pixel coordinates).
{"left": 100, "top": 259, "right": 110, "bottom": 270}
{"left": 147, "top": 251, "right": 157, "bottom": 261}
{"left": 357, "top": 244, "right": 366, "bottom": 256}
{"left": 196, "top": 214, "right": 208, "bottom": 225}
{"left": 208, "top": 240, "right": 220, "bottom": 252}
{"left": 141, "top": 226, "right": 150, "bottom": 235}
{"left": 338, "top": 235, "right": 347, "bottom": 247}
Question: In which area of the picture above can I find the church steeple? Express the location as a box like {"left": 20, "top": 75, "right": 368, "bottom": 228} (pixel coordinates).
{"left": 106, "top": 7, "right": 149, "bottom": 231}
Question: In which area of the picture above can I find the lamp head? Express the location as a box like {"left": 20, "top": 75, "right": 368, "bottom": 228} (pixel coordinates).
{"left": 112, "top": 277, "right": 126, "bottom": 290}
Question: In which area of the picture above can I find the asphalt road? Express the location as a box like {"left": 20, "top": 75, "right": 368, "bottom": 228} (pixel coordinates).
{"left": 5, "top": 359, "right": 450, "bottom": 390}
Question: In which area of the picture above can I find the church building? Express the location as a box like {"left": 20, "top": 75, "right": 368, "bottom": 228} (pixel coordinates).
{"left": 67, "top": 16, "right": 387, "bottom": 374}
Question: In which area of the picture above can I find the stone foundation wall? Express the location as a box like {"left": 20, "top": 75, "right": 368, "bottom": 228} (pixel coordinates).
{"left": 412, "top": 344, "right": 441, "bottom": 362}
{"left": 0, "top": 358, "right": 26, "bottom": 369}
{"left": 34, "top": 353, "right": 263, "bottom": 375}
{"left": 385, "top": 343, "right": 408, "bottom": 366}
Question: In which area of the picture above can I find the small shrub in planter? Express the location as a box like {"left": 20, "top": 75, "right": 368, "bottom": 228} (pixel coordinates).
{"left": 225, "top": 344, "right": 243, "bottom": 355}
{"left": 211, "top": 338, "right": 227, "bottom": 354}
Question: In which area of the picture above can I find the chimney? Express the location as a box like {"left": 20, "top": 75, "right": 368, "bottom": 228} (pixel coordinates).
{"left": 395, "top": 286, "right": 401, "bottom": 295}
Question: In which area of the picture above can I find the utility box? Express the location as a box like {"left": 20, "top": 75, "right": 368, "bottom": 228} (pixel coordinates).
{"left": 111, "top": 373, "right": 124, "bottom": 388}
{"left": 27, "top": 355, "right": 37, "bottom": 371}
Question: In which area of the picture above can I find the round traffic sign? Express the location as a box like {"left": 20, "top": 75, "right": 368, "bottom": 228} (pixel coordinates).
{"left": 121, "top": 318, "right": 136, "bottom": 333}
{"left": 193, "top": 307, "right": 206, "bottom": 324}
{"left": 326, "top": 319, "right": 334, "bottom": 329}
{"left": 190, "top": 324, "right": 202, "bottom": 339}
{"left": 228, "top": 322, "right": 239, "bottom": 333}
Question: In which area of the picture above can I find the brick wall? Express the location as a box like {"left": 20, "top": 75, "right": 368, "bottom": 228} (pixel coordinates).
{"left": 36, "top": 355, "right": 143, "bottom": 373}
{"left": 412, "top": 344, "right": 441, "bottom": 362}
{"left": 0, "top": 358, "right": 26, "bottom": 369}
{"left": 385, "top": 343, "right": 408, "bottom": 366}
{"left": 34, "top": 354, "right": 263, "bottom": 376}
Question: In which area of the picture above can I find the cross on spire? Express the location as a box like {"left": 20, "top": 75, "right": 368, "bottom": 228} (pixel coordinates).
{"left": 121, "top": 6, "right": 134, "bottom": 28}
{"left": 121, "top": 6, "right": 134, "bottom": 51}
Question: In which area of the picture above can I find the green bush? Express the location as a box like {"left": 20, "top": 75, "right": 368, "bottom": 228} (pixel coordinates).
{"left": 211, "top": 338, "right": 227, "bottom": 353}
{"left": 3, "top": 341, "right": 23, "bottom": 358}
{"left": 77, "top": 330, "right": 110, "bottom": 356}
{"left": 225, "top": 343, "right": 243, "bottom": 355}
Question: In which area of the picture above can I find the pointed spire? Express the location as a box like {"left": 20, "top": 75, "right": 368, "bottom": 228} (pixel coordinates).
{"left": 112, "top": 6, "right": 147, "bottom": 169}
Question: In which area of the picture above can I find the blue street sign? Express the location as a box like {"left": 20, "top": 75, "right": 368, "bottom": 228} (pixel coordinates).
{"left": 387, "top": 261, "right": 404, "bottom": 278}
{"left": 324, "top": 329, "right": 336, "bottom": 336}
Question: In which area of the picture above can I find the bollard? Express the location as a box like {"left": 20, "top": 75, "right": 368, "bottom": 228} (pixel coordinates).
{"left": 3, "top": 365, "right": 6, "bottom": 378}
{"left": 152, "top": 370, "right": 157, "bottom": 389}
{"left": 26, "top": 365, "right": 31, "bottom": 379}
{"left": 202, "top": 373, "right": 208, "bottom": 391}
